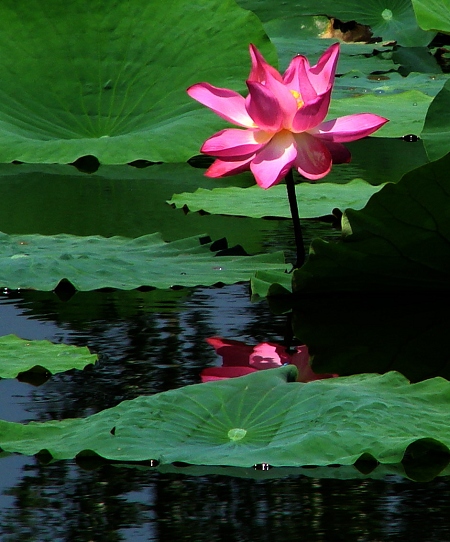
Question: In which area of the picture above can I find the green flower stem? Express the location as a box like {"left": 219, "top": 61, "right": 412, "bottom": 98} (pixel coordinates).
{"left": 285, "top": 169, "right": 305, "bottom": 268}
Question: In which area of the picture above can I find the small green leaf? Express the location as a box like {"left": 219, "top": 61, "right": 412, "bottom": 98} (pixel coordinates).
{"left": 251, "top": 270, "right": 293, "bottom": 298}
{"left": 0, "top": 335, "right": 96, "bottom": 379}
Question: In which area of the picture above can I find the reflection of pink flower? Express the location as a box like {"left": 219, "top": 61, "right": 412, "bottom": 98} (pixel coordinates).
{"left": 187, "top": 44, "right": 388, "bottom": 188}
{"left": 201, "top": 337, "right": 337, "bottom": 382}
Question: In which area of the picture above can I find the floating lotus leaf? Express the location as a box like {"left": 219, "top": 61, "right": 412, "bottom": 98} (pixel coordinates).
{"left": 334, "top": 72, "right": 449, "bottom": 100}
{"left": 0, "top": 232, "right": 287, "bottom": 291}
{"left": 0, "top": 367, "right": 450, "bottom": 470}
{"left": 0, "top": 0, "right": 274, "bottom": 164}
{"left": 329, "top": 90, "right": 432, "bottom": 139}
{"left": 0, "top": 335, "right": 97, "bottom": 379}
{"left": 169, "top": 179, "right": 384, "bottom": 219}
{"left": 293, "top": 153, "right": 450, "bottom": 293}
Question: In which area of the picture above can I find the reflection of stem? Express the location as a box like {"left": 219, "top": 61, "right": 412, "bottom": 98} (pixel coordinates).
{"left": 284, "top": 313, "right": 295, "bottom": 353}
{"left": 285, "top": 169, "right": 305, "bottom": 268}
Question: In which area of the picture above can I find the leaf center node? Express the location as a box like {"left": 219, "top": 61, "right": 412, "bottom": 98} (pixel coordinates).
{"left": 227, "top": 428, "right": 247, "bottom": 441}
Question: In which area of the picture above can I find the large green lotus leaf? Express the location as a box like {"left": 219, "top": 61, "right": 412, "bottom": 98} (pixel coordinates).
{"left": 0, "top": 232, "right": 288, "bottom": 291}
{"left": 0, "top": 335, "right": 97, "bottom": 379}
{"left": 1, "top": 367, "right": 450, "bottom": 468}
{"left": 412, "top": 0, "right": 450, "bottom": 34}
{"left": 421, "top": 79, "right": 450, "bottom": 162}
{"left": 292, "top": 153, "right": 450, "bottom": 293}
{"left": 239, "top": 0, "right": 434, "bottom": 46}
{"left": 292, "top": 296, "right": 450, "bottom": 382}
{"left": 0, "top": 0, "right": 275, "bottom": 164}
{"left": 168, "top": 179, "right": 384, "bottom": 219}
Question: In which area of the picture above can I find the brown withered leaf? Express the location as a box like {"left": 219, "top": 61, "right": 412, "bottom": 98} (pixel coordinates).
{"left": 320, "top": 17, "right": 374, "bottom": 43}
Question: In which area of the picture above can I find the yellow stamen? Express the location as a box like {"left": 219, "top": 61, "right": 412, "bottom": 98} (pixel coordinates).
{"left": 290, "top": 89, "right": 304, "bottom": 109}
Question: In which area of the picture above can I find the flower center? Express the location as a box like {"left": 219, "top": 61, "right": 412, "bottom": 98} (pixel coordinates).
{"left": 290, "top": 89, "right": 304, "bottom": 109}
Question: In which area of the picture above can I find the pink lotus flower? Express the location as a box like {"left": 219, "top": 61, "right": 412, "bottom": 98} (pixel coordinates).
{"left": 201, "top": 337, "right": 337, "bottom": 382}
{"left": 187, "top": 43, "right": 388, "bottom": 189}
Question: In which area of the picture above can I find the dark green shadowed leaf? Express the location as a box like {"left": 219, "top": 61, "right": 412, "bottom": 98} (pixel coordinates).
{"left": 1, "top": 367, "right": 450, "bottom": 469}
{"left": 422, "top": 80, "right": 450, "bottom": 162}
{"left": 0, "top": 335, "right": 97, "bottom": 379}
{"left": 0, "top": 0, "right": 275, "bottom": 164}
{"left": 292, "top": 295, "right": 450, "bottom": 382}
{"left": 292, "top": 153, "right": 450, "bottom": 294}
{"left": 0, "top": 232, "right": 287, "bottom": 291}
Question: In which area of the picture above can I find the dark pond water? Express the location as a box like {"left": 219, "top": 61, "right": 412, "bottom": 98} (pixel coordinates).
{"left": 0, "top": 161, "right": 449, "bottom": 541}
{"left": 1, "top": 279, "right": 450, "bottom": 542}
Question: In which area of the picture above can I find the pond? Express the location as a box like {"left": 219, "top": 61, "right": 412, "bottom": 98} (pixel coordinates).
{"left": 1, "top": 0, "right": 450, "bottom": 539}
{"left": 0, "top": 171, "right": 449, "bottom": 540}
